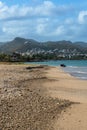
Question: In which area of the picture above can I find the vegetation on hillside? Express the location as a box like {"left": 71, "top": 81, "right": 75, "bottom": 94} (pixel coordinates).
{"left": 0, "top": 52, "right": 87, "bottom": 62}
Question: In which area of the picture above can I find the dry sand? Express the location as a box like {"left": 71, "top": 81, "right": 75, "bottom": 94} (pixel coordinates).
{"left": 0, "top": 64, "right": 87, "bottom": 130}
{"left": 44, "top": 66, "right": 87, "bottom": 130}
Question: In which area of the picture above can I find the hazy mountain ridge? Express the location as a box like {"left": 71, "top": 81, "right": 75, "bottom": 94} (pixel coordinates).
{"left": 74, "top": 42, "right": 87, "bottom": 48}
{"left": 0, "top": 37, "right": 87, "bottom": 54}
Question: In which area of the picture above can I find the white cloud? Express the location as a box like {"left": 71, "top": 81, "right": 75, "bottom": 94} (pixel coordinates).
{"left": 0, "top": 1, "right": 74, "bottom": 20}
{"left": 35, "top": 18, "right": 50, "bottom": 35}
{"left": 78, "top": 11, "right": 87, "bottom": 24}
{"left": 34, "top": 1, "right": 55, "bottom": 16}
{"left": 43, "top": 1, "right": 55, "bottom": 8}
{"left": 0, "top": 1, "right": 54, "bottom": 20}
{"left": 36, "top": 24, "right": 46, "bottom": 34}
{"left": 0, "top": 1, "right": 87, "bottom": 42}
{"left": 0, "top": 1, "right": 8, "bottom": 18}
{"left": 0, "top": 1, "right": 5, "bottom": 9}
{"left": 36, "top": 18, "right": 49, "bottom": 23}
{"left": 54, "top": 26, "right": 65, "bottom": 35}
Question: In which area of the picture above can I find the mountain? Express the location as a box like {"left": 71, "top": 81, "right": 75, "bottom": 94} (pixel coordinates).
{"left": 74, "top": 42, "right": 87, "bottom": 48}
{"left": 0, "top": 37, "right": 42, "bottom": 54}
{"left": 0, "top": 42, "right": 5, "bottom": 46}
{"left": 0, "top": 37, "right": 87, "bottom": 54}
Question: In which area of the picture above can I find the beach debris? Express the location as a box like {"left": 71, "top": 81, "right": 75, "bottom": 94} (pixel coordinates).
{"left": 26, "top": 65, "right": 44, "bottom": 70}
{"left": 60, "top": 64, "right": 66, "bottom": 67}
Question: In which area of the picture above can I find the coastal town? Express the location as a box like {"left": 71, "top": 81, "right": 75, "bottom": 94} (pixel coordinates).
{"left": 0, "top": 48, "right": 87, "bottom": 62}
{"left": 21, "top": 48, "right": 87, "bottom": 59}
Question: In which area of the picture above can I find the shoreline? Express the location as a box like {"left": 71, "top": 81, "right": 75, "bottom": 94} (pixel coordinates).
{"left": 25, "top": 60, "right": 87, "bottom": 80}
{"left": 45, "top": 66, "right": 87, "bottom": 102}
{"left": 0, "top": 64, "right": 87, "bottom": 130}
{"left": 45, "top": 66, "right": 87, "bottom": 130}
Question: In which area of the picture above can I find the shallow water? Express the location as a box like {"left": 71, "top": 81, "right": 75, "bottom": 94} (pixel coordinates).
{"left": 63, "top": 66, "right": 87, "bottom": 80}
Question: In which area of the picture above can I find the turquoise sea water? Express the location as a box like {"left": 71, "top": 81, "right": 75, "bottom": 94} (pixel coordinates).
{"left": 26, "top": 60, "right": 87, "bottom": 80}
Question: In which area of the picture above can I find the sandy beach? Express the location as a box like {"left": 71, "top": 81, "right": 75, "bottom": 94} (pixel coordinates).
{"left": 0, "top": 64, "right": 87, "bottom": 130}
{"left": 45, "top": 66, "right": 87, "bottom": 130}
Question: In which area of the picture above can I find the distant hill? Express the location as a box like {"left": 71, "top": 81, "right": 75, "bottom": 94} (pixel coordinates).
{"left": 74, "top": 42, "right": 87, "bottom": 48}
{"left": 0, "top": 37, "right": 87, "bottom": 54}
{"left": 0, "top": 42, "right": 5, "bottom": 46}
{"left": 0, "top": 37, "right": 44, "bottom": 54}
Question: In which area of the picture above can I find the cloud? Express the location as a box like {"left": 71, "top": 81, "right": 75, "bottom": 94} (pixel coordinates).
{"left": 0, "top": 1, "right": 8, "bottom": 19}
{"left": 0, "top": 1, "right": 54, "bottom": 20}
{"left": 0, "top": 0, "right": 87, "bottom": 42}
{"left": 2, "top": 19, "right": 35, "bottom": 35}
{"left": 65, "top": 18, "right": 74, "bottom": 24}
{"left": 0, "top": 0, "right": 74, "bottom": 21}
{"left": 36, "top": 24, "right": 46, "bottom": 34}
{"left": 54, "top": 26, "right": 65, "bottom": 35}
{"left": 78, "top": 10, "right": 87, "bottom": 24}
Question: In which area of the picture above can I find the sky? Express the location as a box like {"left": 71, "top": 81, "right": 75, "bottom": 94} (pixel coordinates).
{"left": 0, "top": 0, "right": 87, "bottom": 42}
